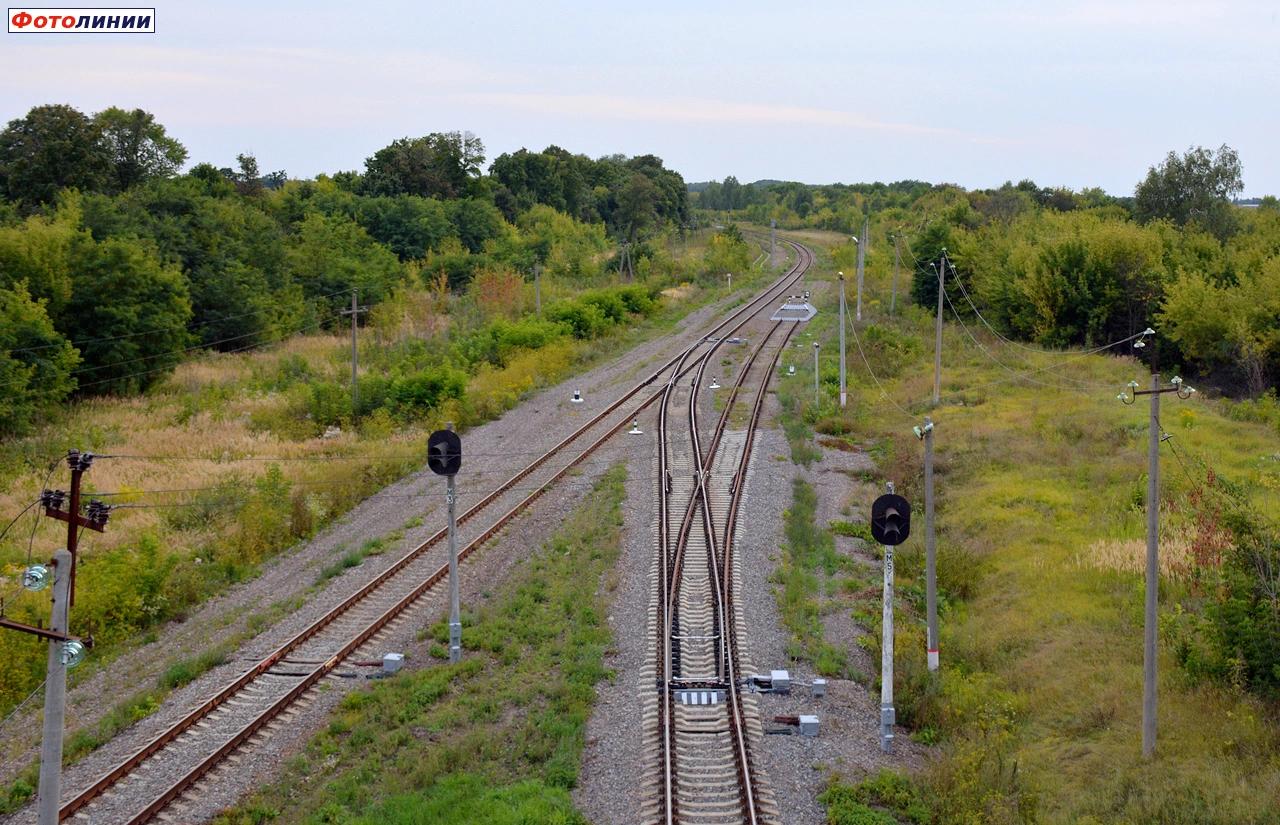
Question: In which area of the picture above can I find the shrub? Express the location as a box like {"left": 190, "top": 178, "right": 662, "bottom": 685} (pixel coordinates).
{"left": 387, "top": 366, "right": 466, "bottom": 418}
{"left": 547, "top": 300, "right": 609, "bottom": 339}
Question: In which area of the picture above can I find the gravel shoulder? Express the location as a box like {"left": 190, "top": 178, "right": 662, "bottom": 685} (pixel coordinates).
{"left": 575, "top": 368, "right": 927, "bottom": 825}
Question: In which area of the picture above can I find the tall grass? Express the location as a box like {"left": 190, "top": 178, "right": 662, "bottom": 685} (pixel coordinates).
{"left": 794, "top": 247, "right": 1280, "bottom": 824}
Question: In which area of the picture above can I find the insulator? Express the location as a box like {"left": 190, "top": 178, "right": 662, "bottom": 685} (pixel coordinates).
{"left": 22, "top": 564, "right": 50, "bottom": 592}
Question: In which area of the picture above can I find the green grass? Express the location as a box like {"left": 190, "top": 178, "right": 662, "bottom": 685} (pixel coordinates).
{"left": 214, "top": 464, "right": 627, "bottom": 824}
{"left": 792, "top": 249, "right": 1280, "bottom": 824}
{"left": 773, "top": 477, "right": 865, "bottom": 679}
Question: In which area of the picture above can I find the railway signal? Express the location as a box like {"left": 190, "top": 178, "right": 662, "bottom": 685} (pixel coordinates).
{"left": 427, "top": 426, "right": 464, "bottom": 663}
{"left": 871, "top": 487, "right": 911, "bottom": 753}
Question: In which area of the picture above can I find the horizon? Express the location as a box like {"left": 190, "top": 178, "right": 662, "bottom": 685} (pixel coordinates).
{"left": 3, "top": 1, "right": 1278, "bottom": 199}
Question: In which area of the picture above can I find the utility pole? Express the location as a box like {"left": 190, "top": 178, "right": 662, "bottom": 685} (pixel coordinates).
{"left": 813, "top": 341, "right": 821, "bottom": 404}
{"left": 340, "top": 289, "right": 368, "bottom": 418}
{"left": 917, "top": 418, "right": 939, "bottom": 670}
{"left": 770, "top": 218, "right": 777, "bottom": 262}
{"left": 838, "top": 272, "right": 847, "bottom": 407}
{"left": 932, "top": 253, "right": 946, "bottom": 405}
{"left": 1119, "top": 372, "right": 1195, "bottom": 759}
{"left": 534, "top": 264, "right": 542, "bottom": 315}
{"left": 36, "top": 548, "right": 71, "bottom": 825}
{"left": 890, "top": 233, "right": 901, "bottom": 316}
{"left": 855, "top": 219, "right": 867, "bottom": 322}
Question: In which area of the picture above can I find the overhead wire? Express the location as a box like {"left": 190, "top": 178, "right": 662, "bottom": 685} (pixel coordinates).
{"left": 3, "top": 287, "right": 355, "bottom": 357}
{"left": 842, "top": 302, "right": 924, "bottom": 424}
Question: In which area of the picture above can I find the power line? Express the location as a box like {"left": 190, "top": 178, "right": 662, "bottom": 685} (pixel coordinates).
{"left": 68, "top": 315, "right": 337, "bottom": 393}
{"left": 3, "top": 287, "right": 354, "bottom": 357}
{"left": 942, "top": 284, "right": 1113, "bottom": 392}
{"left": 843, "top": 306, "right": 922, "bottom": 423}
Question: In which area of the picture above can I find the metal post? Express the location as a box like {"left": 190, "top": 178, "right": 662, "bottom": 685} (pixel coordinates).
{"left": 924, "top": 418, "right": 938, "bottom": 671}
{"left": 891, "top": 234, "right": 900, "bottom": 316}
{"left": 445, "top": 423, "right": 462, "bottom": 664}
{"left": 838, "top": 272, "right": 847, "bottom": 408}
{"left": 855, "top": 217, "right": 867, "bottom": 322}
{"left": 932, "top": 255, "right": 946, "bottom": 405}
{"left": 1143, "top": 373, "right": 1160, "bottom": 758}
{"left": 349, "top": 288, "right": 359, "bottom": 415}
{"left": 813, "top": 342, "right": 821, "bottom": 404}
{"left": 37, "top": 548, "right": 71, "bottom": 825}
{"left": 880, "top": 481, "right": 896, "bottom": 753}
{"left": 534, "top": 264, "right": 542, "bottom": 315}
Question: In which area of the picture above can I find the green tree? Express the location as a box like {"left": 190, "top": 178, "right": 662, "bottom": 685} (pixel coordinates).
{"left": 0, "top": 104, "right": 111, "bottom": 206}
{"left": 0, "top": 285, "right": 79, "bottom": 434}
{"left": 0, "top": 208, "right": 78, "bottom": 317}
{"left": 63, "top": 234, "right": 193, "bottom": 395}
{"left": 1134, "top": 144, "right": 1244, "bottom": 239}
{"left": 363, "top": 132, "right": 484, "bottom": 199}
{"left": 286, "top": 213, "right": 403, "bottom": 316}
{"left": 93, "top": 107, "right": 187, "bottom": 193}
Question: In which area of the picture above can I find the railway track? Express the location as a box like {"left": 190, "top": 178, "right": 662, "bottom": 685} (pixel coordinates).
{"left": 644, "top": 242, "right": 814, "bottom": 824}
{"left": 51, "top": 242, "right": 815, "bottom": 824}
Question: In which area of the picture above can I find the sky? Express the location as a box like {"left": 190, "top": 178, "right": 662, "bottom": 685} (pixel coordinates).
{"left": 3, "top": 0, "right": 1278, "bottom": 196}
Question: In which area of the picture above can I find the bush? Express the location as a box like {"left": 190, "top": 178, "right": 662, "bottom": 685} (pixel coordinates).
{"left": 491, "top": 317, "right": 570, "bottom": 355}
{"left": 387, "top": 366, "right": 467, "bottom": 418}
{"left": 547, "top": 300, "right": 609, "bottom": 339}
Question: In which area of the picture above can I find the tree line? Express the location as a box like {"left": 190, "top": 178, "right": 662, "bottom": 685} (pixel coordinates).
{"left": 694, "top": 145, "right": 1278, "bottom": 396}
{"left": 0, "top": 105, "right": 691, "bottom": 435}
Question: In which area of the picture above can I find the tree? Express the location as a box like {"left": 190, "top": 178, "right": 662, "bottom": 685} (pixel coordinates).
{"left": 0, "top": 285, "right": 79, "bottom": 435}
{"left": 0, "top": 104, "right": 111, "bottom": 205}
{"left": 362, "top": 132, "right": 485, "bottom": 199}
{"left": 1134, "top": 144, "right": 1244, "bottom": 239}
{"left": 63, "top": 234, "right": 193, "bottom": 395}
{"left": 617, "top": 173, "right": 660, "bottom": 241}
{"left": 286, "top": 213, "right": 403, "bottom": 316}
{"left": 93, "top": 107, "right": 187, "bottom": 193}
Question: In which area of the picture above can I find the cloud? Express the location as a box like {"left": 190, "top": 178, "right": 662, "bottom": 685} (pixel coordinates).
{"left": 455, "top": 91, "right": 1011, "bottom": 145}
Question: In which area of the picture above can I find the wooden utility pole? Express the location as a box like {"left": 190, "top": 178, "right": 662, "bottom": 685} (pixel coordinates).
{"left": 534, "top": 264, "right": 542, "bottom": 315}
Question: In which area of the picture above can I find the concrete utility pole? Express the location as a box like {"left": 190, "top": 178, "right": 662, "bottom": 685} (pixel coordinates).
{"left": 340, "top": 289, "right": 368, "bottom": 417}
{"left": 922, "top": 418, "right": 939, "bottom": 671}
{"left": 1143, "top": 374, "right": 1159, "bottom": 757}
{"left": 891, "top": 234, "right": 901, "bottom": 316}
{"left": 838, "top": 272, "right": 847, "bottom": 407}
{"left": 36, "top": 548, "right": 71, "bottom": 825}
{"left": 855, "top": 219, "right": 867, "bottom": 322}
{"left": 813, "top": 341, "right": 821, "bottom": 404}
{"left": 1118, "top": 371, "right": 1195, "bottom": 759}
{"left": 880, "top": 481, "right": 896, "bottom": 753}
{"left": 770, "top": 218, "right": 777, "bottom": 262}
{"left": 932, "top": 254, "right": 946, "bottom": 405}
